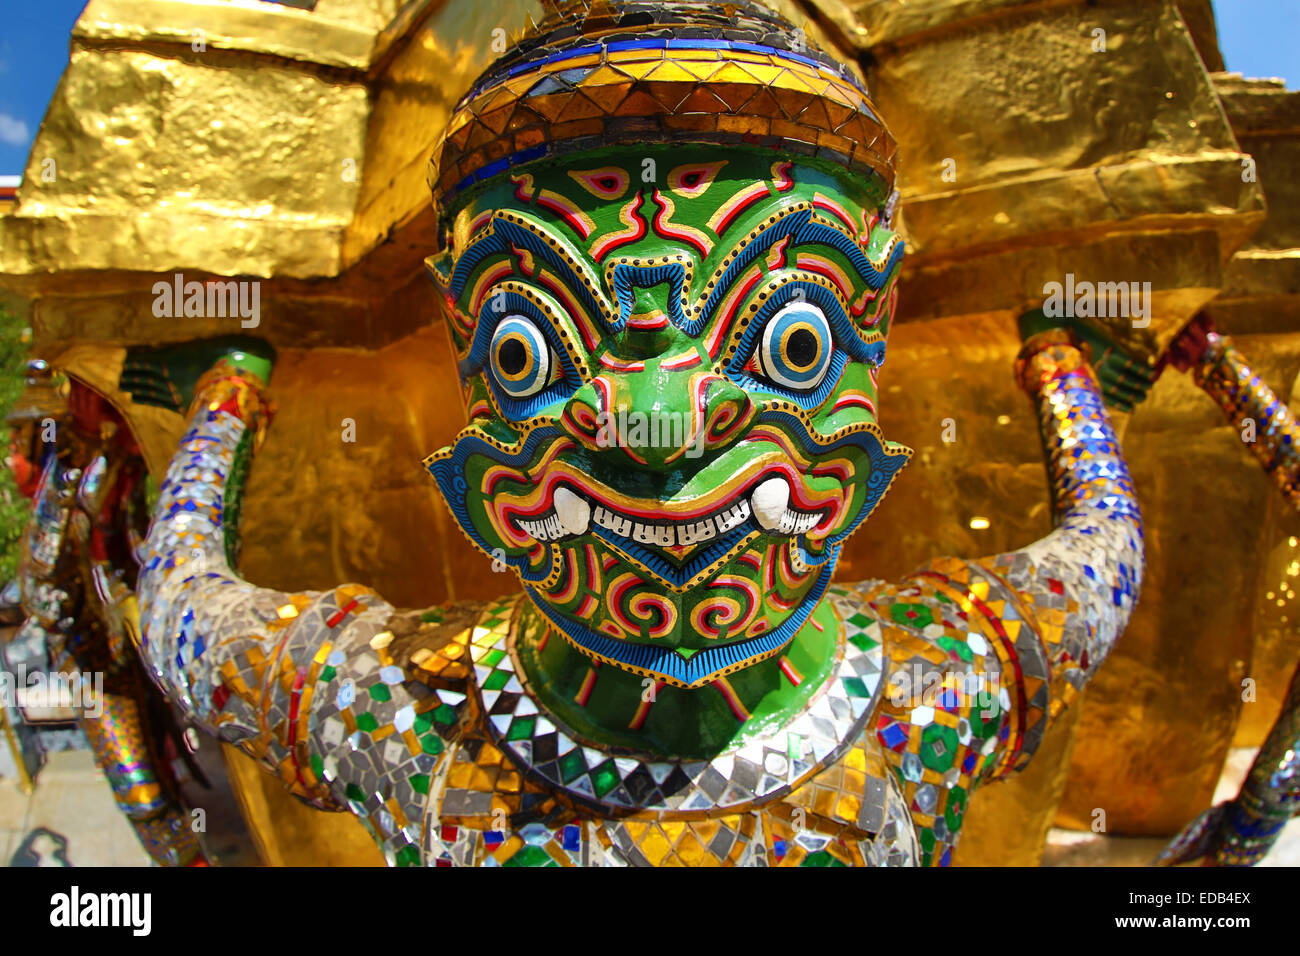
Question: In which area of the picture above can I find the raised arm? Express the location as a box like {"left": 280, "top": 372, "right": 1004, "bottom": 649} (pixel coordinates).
{"left": 1173, "top": 316, "right": 1300, "bottom": 508}
{"left": 842, "top": 328, "right": 1144, "bottom": 864}
{"left": 135, "top": 360, "right": 461, "bottom": 865}
{"left": 1157, "top": 315, "right": 1300, "bottom": 865}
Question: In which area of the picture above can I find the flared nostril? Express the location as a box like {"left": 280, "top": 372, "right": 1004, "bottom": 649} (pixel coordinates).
{"left": 559, "top": 379, "right": 609, "bottom": 446}
{"left": 561, "top": 371, "right": 755, "bottom": 466}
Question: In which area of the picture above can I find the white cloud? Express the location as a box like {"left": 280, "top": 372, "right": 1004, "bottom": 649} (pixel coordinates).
{"left": 0, "top": 113, "right": 30, "bottom": 146}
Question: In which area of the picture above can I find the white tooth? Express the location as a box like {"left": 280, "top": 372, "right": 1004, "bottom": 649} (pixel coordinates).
{"left": 796, "top": 512, "right": 819, "bottom": 533}
{"left": 632, "top": 521, "right": 656, "bottom": 544}
{"left": 752, "top": 477, "right": 790, "bottom": 531}
{"left": 779, "top": 510, "right": 797, "bottom": 535}
{"left": 553, "top": 488, "right": 591, "bottom": 536}
{"left": 716, "top": 504, "right": 746, "bottom": 533}
{"left": 653, "top": 525, "right": 676, "bottom": 547}
{"left": 679, "top": 519, "right": 716, "bottom": 545}
{"left": 594, "top": 505, "right": 637, "bottom": 537}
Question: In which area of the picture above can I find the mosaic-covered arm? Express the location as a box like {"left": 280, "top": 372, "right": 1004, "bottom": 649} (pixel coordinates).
{"left": 862, "top": 336, "right": 1143, "bottom": 791}
{"left": 1195, "top": 333, "right": 1300, "bottom": 860}
{"left": 1218, "top": 667, "right": 1300, "bottom": 864}
{"left": 1154, "top": 325, "right": 1300, "bottom": 865}
{"left": 975, "top": 335, "right": 1144, "bottom": 754}
{"left": 1191, "top": 331, "right": 1300, "bottom": 508}
{"left": 137, "top": 366, "right": 455, "bottom": 864}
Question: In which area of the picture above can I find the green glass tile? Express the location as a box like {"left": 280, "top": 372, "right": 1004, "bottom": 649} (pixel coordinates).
{"left": 396, "top": 844, "right": 420, "bottom": 867}
{"left": 842, "top": 676, "right": 870, "bottom": 698}
{"left": 414, "top": 712, "right": 433, "bottom": 734}
{"left": 558, "top": 748, "right": 587, "bottom": 784}
{"left": 420, "top": 609, "right": 445, "bottom": 624}
{"left": 318, "top": 665, "right": 337, "bottom": 683}
{"left": 503, "top": 845, "right": 557, "bottom": 867}
{"left": 590, "top": 760, "right": 619, "bottom": 797}
{"left": 944, "top": 786, "right": 967, "bottom": 831}
{"left": 848, "top": 632, "right": 877, "bottom": 652}
{"left": 800, "top": 850, "right": 847, "bottom": 867}
{"left": 920, "top": 724, "right": 958, "bottom": 772}
{"left": 482, "top": 648, "right": 506, "bottom": 667}
{"left": 506, "top": 715, "right": 536, "bottom": 741}
{"left": 369, "top": 683, "right": 392, "bottom": 703}
{"left": 310, "top": 753, "right": 324, "bottom": 779}
{"left": 421, "top": 733, "right": 443, "bottom": 756}
{"left": 847, "top": 612, "right": 872, "bottom": 629}
{"left": 355, "top": 712, "right": 379, "bottom": 733}
{"left": 482, "top": 670, "right": 510, "bottom": 691}
{"left": 937, "top": 635, "right": 973, "bottom": 662}
{"left": 433, "top": 703, "right": 458, "bottom": 725}
{"left": 410, "top": 773, "right": 430, "bottom": 795}
{"left": 345, "top": 782, "right": 366, "bottom": 803}
{"left": 890, "top": 602, "right": 933, "bottom": 629}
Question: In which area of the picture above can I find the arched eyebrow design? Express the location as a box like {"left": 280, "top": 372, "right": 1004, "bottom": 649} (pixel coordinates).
{"left": 448, "top": 210, "right": 615, "bottom": 329}
{"left": 700, "top": 206, "right": 898, "bottom": 310}
{"left": 445, "top": 202, "right": 904, "bottom": 342}
{"left": 692, "top": 203, "right": 903, "bottom": 335}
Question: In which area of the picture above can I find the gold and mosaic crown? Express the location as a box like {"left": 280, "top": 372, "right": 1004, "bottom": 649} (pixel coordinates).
{"left": 429, "top": 0, "right": 897, "bottom": 221}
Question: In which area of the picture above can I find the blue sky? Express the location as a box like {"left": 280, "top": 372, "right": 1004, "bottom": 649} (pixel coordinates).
{"left": 0, "top": 1, "right": 1297, "bottom": 175}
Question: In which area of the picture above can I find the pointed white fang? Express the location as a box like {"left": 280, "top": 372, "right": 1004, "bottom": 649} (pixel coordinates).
{"left": 553, "top": 488, "right": 591, "bottom": 536}
{"left": 752, "top": 477, "right": 790, "bottom": 531}
{"left": 794, "top": 512, "right": 820, "bottom": 534}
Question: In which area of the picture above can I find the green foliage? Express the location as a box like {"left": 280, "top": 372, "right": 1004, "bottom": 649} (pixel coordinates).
{"left": 0, "top": 304, "right": 30, "bottom": 582}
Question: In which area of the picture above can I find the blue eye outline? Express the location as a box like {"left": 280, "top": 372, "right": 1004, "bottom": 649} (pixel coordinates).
{"left": 754, "top": 302, "right": 834, "bottom": 391}
{"left": 492, "top": 316, "right": 552, "bottom": 398}
{"left": 463, "top": 288, "right": 582, "bottom": 419}
{"left": 725, "top": 281, "right": 881, "bottom": 409}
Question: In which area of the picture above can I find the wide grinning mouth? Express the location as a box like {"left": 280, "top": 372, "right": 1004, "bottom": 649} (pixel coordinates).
{"left": 503, "top": 466, "right": 839, "bottom": 549}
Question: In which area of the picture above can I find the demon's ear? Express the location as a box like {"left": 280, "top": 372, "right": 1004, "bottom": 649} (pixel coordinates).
{"left": 425, "top": 253, "right": 453, "bottom": 297}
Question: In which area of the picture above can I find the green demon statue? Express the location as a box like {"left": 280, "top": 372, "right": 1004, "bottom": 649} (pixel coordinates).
{"left": 128, "top": 0, "right": 1148, "bottom": 866}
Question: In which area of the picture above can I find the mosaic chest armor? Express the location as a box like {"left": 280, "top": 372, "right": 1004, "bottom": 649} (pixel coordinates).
{"left": 399, "top": 591, "right": 916, "bottom": 867}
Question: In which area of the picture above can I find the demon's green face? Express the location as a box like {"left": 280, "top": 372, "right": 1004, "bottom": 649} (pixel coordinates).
{"left": 428, "top": 145, "right": 910, "bottom": 688}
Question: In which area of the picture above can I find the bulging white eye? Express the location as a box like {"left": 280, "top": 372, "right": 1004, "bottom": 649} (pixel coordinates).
{"left": 752, "top": 302, "right": 834, "bottom": 391}
{"left": 491, "top": 315, "right": 555, "bottom": 398}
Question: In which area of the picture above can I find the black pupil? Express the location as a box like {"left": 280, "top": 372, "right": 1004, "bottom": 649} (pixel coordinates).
{"left": 499, "top": 338, "right": 528, "bottom": 376}
{"left": 786, "top": 328, "right": 818, "bottom": 368}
